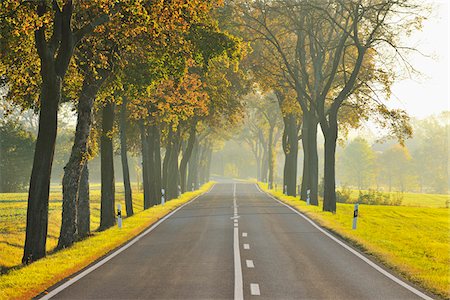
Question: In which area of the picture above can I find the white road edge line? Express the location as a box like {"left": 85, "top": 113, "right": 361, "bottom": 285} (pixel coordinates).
{"left": 250, "top": 283, "right": 261, "bottom": 296}
{"left": 39, "top": 184, "right": 216, "bottom": 300}
{"left": 233, "top": 183, "right": 244, "bottom": 300}
{"left": 254, "top": 184, "right": 433, "bottom": 300}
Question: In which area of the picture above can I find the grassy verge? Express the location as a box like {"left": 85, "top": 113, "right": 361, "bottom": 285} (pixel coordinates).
{"left": 258, "top": 183, "right": 450, "bottom": 299}
{"left": 0, "top": 185, "right": 145, "bottom": 271}
{"left": 0, "top": 182, "right": 213, "bottom": 300}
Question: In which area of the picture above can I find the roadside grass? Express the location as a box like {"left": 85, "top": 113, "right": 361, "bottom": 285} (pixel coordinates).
{"left": 0, "top": 184, "right": 144, "bottom": 271}
{"left": 0, "top": 182, "right": 213, "bottom": 300}
{"left": 259, "top": 183, "right": 450, "bottom": 299}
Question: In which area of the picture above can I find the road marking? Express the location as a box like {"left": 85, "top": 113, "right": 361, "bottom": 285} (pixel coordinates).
{"left": 254, "top": 184, "right": 433, "bottom": 300}
{"left": 243, "top": 243, "right": 250, "bottom": 250}
{"left": 234, "top": 219, "right": 238, "bottom": 223}
{"left": 230, "top": 216, "right": 240, "bottom": 219}
{"left": 246, "top": 260, "right": 254, "bottom": 268}
{"left": 233, "top": 183, "right": 244, "bottom": 300}
{"left": 250, "top": 283, "right": 261, "bottom": 295}
{"left": 242, "top": 232, "right": 247, "bottom": 237}
{"left": 234, "top": 223, "right": 238, "bottom": 227}
{"left": 39, "top": 184, "right": 216, "bottom": 300}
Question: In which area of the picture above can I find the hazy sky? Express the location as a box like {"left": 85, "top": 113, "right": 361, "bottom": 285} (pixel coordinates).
{"left": 387, "top": 1, "right": 449, "bottom": 118}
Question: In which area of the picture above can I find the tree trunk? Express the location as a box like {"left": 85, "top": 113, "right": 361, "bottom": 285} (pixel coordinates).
{"left": 152, "top": 125, "right": 162, "bottom": 203}
{"left": 180, "top": 124, "right": 197, "bottom": 193}
{"left": 58, "top": 77, "right": 98, "bottom": 249}
{"left": 147, "top": 126, "right": 158, "bottom": 206}
{"left": 77, "top": 162, "right": 90, "bottom": 238}
{"left": 261, "top": 142, "right": 268, "bottom": 183}
{"left": 120, "top": 97, "right": 133, "bottom": 217}
{"left": 322, "top": 113, "right": 338, "bottom": 212}
{"left": 167, "top": 130, "right": 181, "bottom": 200}
{"left": 268, "top": 126, "right": 274, "bottom": 189}
{"left": 187, "top": 139, "right": 199, "bottom": 191}
{"left": 22, "top": 75, "right": 60, "bottom": 263}
{"left": 205, "top": 146, "right": 213, "bottom": 183}
{"left": 23, "top": 1, "right": 75, "bottom": 263}
{"left": 300, "top": 112, "right": 319, "bottom": 205}
{"left": 140, "top": 124, "right": 151, "bottom": 209}
{"left": 256, "top": 150, "right": 261, "bottom": 181}
{"left": 283, "top": 114, "right": 299, "bottom": 196}
{"left": 162, "top": 135, "right": 172, "bottom": 193}
{"left": 99, "top": 102, "right": 115, "bottom": 230}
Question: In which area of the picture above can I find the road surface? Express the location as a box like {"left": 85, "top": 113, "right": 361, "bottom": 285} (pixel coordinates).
{"left": 42, "top": 183, "right": 431, "bottom": 299}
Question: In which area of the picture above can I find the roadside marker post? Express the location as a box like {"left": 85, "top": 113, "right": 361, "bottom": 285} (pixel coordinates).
{"left": 161, "top": 188, "right": 165, "bottom": 205}
{"left": 177, "top": 185, "right": 181, "bottom": 197}
{"left": 117, "top": 204, "right": 122, "bottom": 229}
{"left": 306, "top": 189, "right": 310, "bottom": 205}
{"left": 352, "top": 203, "right": 359, "bottom": 230}
{"left": 284, "top": 185, "right": 287, "bottom": 194}
{"left": 192, "top": 183, "right": 194, "bottom": 191}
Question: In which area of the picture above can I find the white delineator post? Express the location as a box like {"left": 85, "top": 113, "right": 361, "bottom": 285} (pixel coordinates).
{"left": 161, "top": 188, "right": 165, "bottom": 205}
{"left": 117, "top": 204, "right": 122, "bottom": 228}
{"left": 306, "top": 189, "right": 311, "bottom": 205}
{"left": 352, "top": 203, "right": 359, "bottom": 230}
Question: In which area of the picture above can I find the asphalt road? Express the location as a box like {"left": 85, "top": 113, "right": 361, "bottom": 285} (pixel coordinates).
{"left": 43, "top": 183, "right": 431, "bottom": 300}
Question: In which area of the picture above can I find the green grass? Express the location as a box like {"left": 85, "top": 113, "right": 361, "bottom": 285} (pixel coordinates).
{"left": 0, "top": 182, "right": 213, "bottom": 300}
{"left": 260, "top": 183, "right": 450, "bottom": 299}
{"left": 0, "top": 183, "right": 144, "bottom": 272}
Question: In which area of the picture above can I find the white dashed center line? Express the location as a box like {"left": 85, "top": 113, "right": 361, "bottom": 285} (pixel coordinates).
{"left": 242, "top": 232, "right": 247, "bottom": 237}
{"left": 246, "top": 260, "right": 254, "bottom": 268}
{"left": 250, "top": 283, "right": 261, "bottom": 295}
{"left": 243, "top": 244, "right": 250, "bottom": 250}
{"left": 233, "top": 184, "right": 244, "bottom": 300}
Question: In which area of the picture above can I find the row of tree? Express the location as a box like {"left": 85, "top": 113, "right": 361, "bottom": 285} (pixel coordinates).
{"left": 0, "top": 0, "right": 427, "bottom": 265}
{"left": 1, "top": 0, "right": 248, "bottom": 264}
{"left": 232, "top": 0, "right": 424, "bottom": 211}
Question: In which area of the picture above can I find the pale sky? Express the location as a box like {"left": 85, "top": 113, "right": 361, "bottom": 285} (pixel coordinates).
{"left": 387, "top": 1, "right": 449, "bottom": 118}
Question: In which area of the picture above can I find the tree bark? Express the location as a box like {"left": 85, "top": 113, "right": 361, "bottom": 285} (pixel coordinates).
{"left": 282, "top": 114, "right": 299, "bottom": 196}
{"left": 120, "top": 97, "right": 133, "bottom": 217}
{"left": 268, "top": 125, "right": 275, "bottom": 189}
{"left": 167, "top": 130, "right": 181, "bottom": 200}
{"left": 300, "top": 112, "right": 319, "bottom": 205}
{"left": 23, "top": 73, "right": 60, "bottom": 263}
{"left": 58, "top": 76, "right": 98, "bottom": 249}
{"left": 140, "top": 124, "right": 151, "bottom": 209}
{"left": 152, "top": 126, "right": 162, "bottom": 203}
{"left": 99, "top": 102, "right": 115, "bottom": 230}
{"left": 77, "top": 162, "right": 90, "bottom": 238}
{"left": 260, "top": 140, "right": 268, "bottom": 183}
{"left": 187, "top": 139, "right": 199, "bottom": 191}
{"left": 322, "top": 112, "right": 338, "bottom": 212}
{"left": 205, "top": 146, "right": 212, "bottom": 183}
{"left": 180, "top": 123, "right": 197, "bottom": 193}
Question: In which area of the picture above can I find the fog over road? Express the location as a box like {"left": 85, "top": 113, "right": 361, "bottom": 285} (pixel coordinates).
{"left": 42, "top": 183, "right": 430, "bottom": 300}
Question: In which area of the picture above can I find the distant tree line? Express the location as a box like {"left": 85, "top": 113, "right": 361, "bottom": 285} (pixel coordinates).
{"left": 337, "top": 114, "right": 449, "bottom": 194}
